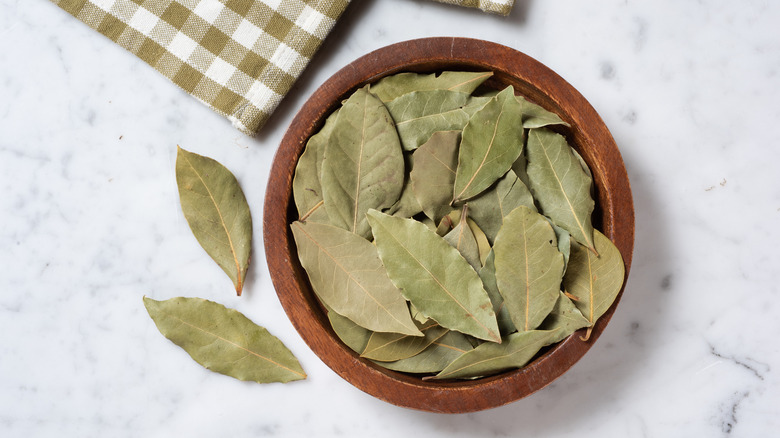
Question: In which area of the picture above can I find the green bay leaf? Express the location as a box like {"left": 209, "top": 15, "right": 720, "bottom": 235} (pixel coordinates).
{"left": 367, "top": 210, "right": 501, "bottom": 343}
{"left": 370, "top": 71, "right": 493, "bottom": 102}
{"left": 517, "top": 96, "right": 570, "bottom": 129}
{"left": 466, "top": 169, "right": 536, "bottom": 243}
{"left": 290, "top": 221, "right": 421, "bottom": 336}
{"left": 410, "top": 130, "right": 460, "bottom": 222}
{"left": 453, "top": 86, "right": 526, "bottom": 202}
{"left": 526, "top": 128, "right": 596, "bottom": 252}
{"left": 434, "top": 330, "right": 556, "bottom": 380}
{"left": 144, "top": 297, "right": 305, "bottom": 383}
{"left": 176, "top": 147, "right": 251, "bottom": 296}
{"left": 493, "top": 206, "right": 565, "bottom": 332}
{"left": 327, "top": 307, "right": 372, "bottom": 354}
{"left": 321, "top": 86, "right": 404, "bottom": 239}
{"left": 293, "top": 109, "right": 340, "bottom": 223}
{"left": 563, "top": 230, "right": 625, "bottom": 339}
{"left": 539, "top": 292, "right": 591, "bottom": 344}
{"left": 467, "top": 218, "right": 491, "bottom": 267}
{"left": 361, "top": 320, "right": 447, "bottom": 361}
{"left": 479, "top": 250, "right": 517, "bottom": 336}
{"left": 386, "top": 90, "right": 471, "bottom": 151}
{"left": 376, "top": 331, "right": 474, "bottom": 374}
{"left": 443, "top": 206, "right": 481, "bottom": 271}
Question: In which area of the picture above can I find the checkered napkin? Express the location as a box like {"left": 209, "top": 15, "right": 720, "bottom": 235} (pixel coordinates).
{"left": 434, "top": 0, "right": 514, "bottom": 16}
{"left": 51, "top": 0, "right": 514, "bottom": 135}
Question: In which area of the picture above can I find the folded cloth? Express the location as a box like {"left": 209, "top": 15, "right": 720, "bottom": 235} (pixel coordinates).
{"left": 51, "top": 0, "right": 513, "bottom": 135}
{"left": 434, "top": 0, "right": 515, "bottom": 16}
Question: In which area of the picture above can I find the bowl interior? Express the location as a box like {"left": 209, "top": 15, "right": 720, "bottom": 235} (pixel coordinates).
{"left": 264, "top": 38, "right": 634, "bottom": 413}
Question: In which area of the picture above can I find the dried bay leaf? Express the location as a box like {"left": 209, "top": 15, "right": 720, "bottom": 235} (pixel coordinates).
{"left": 468, "top": 218, "right": 491, "bottom": 267}
{"left": 466, "top": 169, "right": 536, "bottom": 243}
{"left": 539, "top": 292, "right": 591, "bottom": 344}
{"left": 290, "top": 221, "right": 421, "bottom": 336}
{"left": 321, "top": 86, "right": 404, "bottom": 239}
{"left": 376, "top": 331, "right": 474, "bottom": 373}
{"left": 517, "top": 96, "right": 569, "bottom": 129}
{"left": 443, "top": 205, "right": 481, "bottom": 271}
{"left": 293, "top": 109, "right": 339, "bottom": 223}
{"left": 410, "top": 130, "right": 460, "bottom": 222}
{"left": 526, "top": 128, "right": 596, "bottom": 252}
{"left": 144, "top": 297, "right": 305, "bottom": 383}
{"left": 479, "top": 250, "right": 517, "bottom": 336}
{"left": 327, "top": 307, "right": 372, "bottom": 354}
{"left": 434, "top": 330, "right": 556, "bottom": 380}
{"left": 176, "top": 147, "right": 251, "bottom": 296}
{"left": 367, "top": 210, "right": 501, "bottom": 343}
{"left": 386, "top": 90, "right": 471, "bottom": 151}
{"left": 493, "top": 206, "right": 565, "bottom": 332}
{"left": 361, "top": 320, "right": 447, "bottom": 361}
{"left": 563, "top": 230, "right": 625, "bottom": 340}
{"left": 453, "top": 87, "right": 526, "bottom": 202}
{"left": 550, "top": 221, "right": 572, "bottom": 271}
{"left": 370, "top": 71, "right": 493, "bottom": 102}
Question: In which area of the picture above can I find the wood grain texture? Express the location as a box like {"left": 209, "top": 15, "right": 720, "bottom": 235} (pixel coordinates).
{"left": 263, "top": 37, "right": 635, "bottom": 413}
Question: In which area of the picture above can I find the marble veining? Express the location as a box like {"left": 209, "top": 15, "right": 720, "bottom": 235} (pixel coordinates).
{"left": 1, "top": 0, "right": 779, "bottom": 436}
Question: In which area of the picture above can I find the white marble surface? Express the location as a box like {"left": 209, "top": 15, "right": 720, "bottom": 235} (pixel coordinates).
{"left": 1, "top": 0, "right": 779, "bottom": 436}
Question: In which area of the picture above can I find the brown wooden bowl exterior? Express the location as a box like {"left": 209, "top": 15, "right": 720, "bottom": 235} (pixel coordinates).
{"left": 264, "top": 38, "right": 634, "bottom": 413}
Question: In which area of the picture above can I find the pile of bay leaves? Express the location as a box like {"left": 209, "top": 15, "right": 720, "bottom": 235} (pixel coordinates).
{"left": 291, "top": 71, "right": 625, "bottom": 380}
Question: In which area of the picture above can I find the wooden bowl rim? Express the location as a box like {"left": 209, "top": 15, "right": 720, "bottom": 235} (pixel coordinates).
{"left": 264, "top": 37, "right": 635, "bottom": 413}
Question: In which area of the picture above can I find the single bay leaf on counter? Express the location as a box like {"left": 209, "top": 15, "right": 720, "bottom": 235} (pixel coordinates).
{"left": 321, "top": 86, "right": 404, "bottom": 239}
{"left": 143, "top": 297, "right": 305, "bottom": 383}
{"left": 493, "top": 206, "right": 565, "bottom": 332}
{"left": 453, "top": 86, "right": 526, "bottom": 202}
{"left": 410, "top": 130, "right": 460, "bottom": 222}
{"left": 386, "top": 90, "right": 471, "bottom": 151}
{"left": 176, "top": 147, "right": 251, "bottom": 296}
{"left": 370, "top": 71, "right": 493, "bottom": 102}
{"left": 479, "top": 250, "right": 517, "bottom": 336}
{"left": 361, "top": 320, "right": 447, "bottom": 362}
{"left": 443, "top": 206, "right": 481, "bottom": 271}
{"left": 367, "top": 210, "right": 501, "bottom": 343}
{"left": 293, "top": 109, "right": 340, "bottom": 223}
{"left": 290, "top": 221, "right": 421, "bottom": 336}
{"left": 563, "top": 230, "right": 625, "bottom": 340}
{"left": 526, "top": 128, "right": 596, "bottom": 252}
{"left": 434, "top": 330, "right": 556, "bottom": 380}
{"left": 466, "top": 169, "right": 536, "bottom": 243}
{"left": 539, "top": 292, "right": 591, "bottom": 344}
{"left": 377, "top": 331, "right": 474, "bottom": 374}
{"left": 517, "top": 96, "right": 570, "bottom": 129}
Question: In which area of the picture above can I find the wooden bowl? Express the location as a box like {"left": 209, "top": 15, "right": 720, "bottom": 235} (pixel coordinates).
{"left": 264, "top": 38, "right": 634, "bottom": 413}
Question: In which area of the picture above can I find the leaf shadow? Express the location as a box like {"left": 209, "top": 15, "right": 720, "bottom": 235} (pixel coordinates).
{"left": 390, "top": 132, "right": 675, "bottom": 432}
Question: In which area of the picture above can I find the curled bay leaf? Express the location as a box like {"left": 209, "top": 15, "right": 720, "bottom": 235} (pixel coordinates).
{"left": 367, "top": 210, "right": 501, "bottom": 343}
{"left": 466, "top": 169, "right": 536, "bottom": 243}
{"left": 443, "top": 205, "right": 481, "bottom": 271}
{"left": 526, "top": 128, "right": 596, "bottom": 252}
{"left": 453, "top": 86, "right": 526, "bottom": 202}
{"left": 468, "top": 218, "right": 491, "bottom": 267}
{"left": 563, "top": 230, "right": 625, "bottom": 340}
{"left": 410, "top": 130, "right": 460, "bottom": 222}
{"left": 144, "top": 297, "right": 305, "bottom": 383}
{"left": 539, "top": 292, "right": 591, "bottom": 344}
{"left": 321, "top": 86, "right": 404, "bottom": 239}
{"left": 370, "top": 71, "right": 493, "bottom": 102}
{"left": 293, "top": 109, "right": 340, "bottom": 223}
{"left": 517, "top": 96, "right": 570, "bottom": 129}
{"left": 377, "top": 331, "right": 474, "bottom": 373}
{"left": 434, "top": 330, "right": 556, "bottom": 380}
{"left": 361, "top": 320, "right": 447, "bottom": 362}
{"left": 386, "top": 90, "right": 471, "bottom": 150}
{"left": 479, "top": 251, "right": 517, "bottom": 336}
{"left": 176, "top": 147, "right": 251, "bottom": 296}
{"left": 291, "top": 221, "right": 421, "bottom": 336}
{"left": 493, "top": 206, "right": 565, "bottom": 332}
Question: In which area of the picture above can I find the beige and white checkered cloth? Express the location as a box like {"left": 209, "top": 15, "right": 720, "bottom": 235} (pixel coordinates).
{"left": 51, "top": 0, "right": 515, "bottom": 135}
